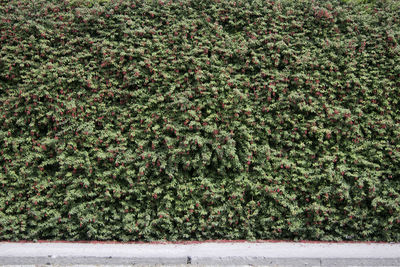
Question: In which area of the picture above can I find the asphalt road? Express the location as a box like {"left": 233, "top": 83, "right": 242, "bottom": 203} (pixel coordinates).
{"left": 1, "top": 241, "right": 400, "bottom": 266}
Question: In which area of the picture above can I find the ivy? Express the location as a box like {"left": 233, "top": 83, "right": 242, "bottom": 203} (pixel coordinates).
{"left": 0, "top": 0, "right": 399, "bottom": 241}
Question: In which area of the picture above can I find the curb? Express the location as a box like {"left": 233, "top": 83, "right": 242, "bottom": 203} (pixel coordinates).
{"left": 1, "top": 242, "right": 400, "bottom": 266}
{"left": 2, "top": 256, "right": 400, "bottom": 266}
{"left": 0, "top": 256, "right": 187, "bottom": 265}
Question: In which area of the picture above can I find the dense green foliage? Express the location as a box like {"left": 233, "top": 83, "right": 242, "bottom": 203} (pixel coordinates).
{"left": 0, "top": 0, "right": 399, "bottom": 241}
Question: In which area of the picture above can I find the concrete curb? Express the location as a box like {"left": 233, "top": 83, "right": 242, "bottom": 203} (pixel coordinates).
{"left": 1, "top": 242, "right": 400, "bottom": 266}
{"left": 0, "top": 256, "right": 188, "bottom": 265}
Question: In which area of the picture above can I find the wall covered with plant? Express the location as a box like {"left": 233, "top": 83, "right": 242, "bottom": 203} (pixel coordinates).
{"left": 0, "top": 0, "right": 399, "bottom": 241}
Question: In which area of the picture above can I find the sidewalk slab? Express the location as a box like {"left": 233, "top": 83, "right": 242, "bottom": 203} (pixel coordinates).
{"left": 190, "top": 257, "right": 321, "bottom": 266}
{"left": 0, "top": 241, "right": 400, "bottom": 266}
{"left": 0, "top": 256, "right": 187, "bottom": 265}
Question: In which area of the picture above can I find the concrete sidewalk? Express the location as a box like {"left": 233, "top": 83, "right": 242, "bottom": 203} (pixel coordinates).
{"left": 1, "top": 241, "right": 400, "bottom": 266}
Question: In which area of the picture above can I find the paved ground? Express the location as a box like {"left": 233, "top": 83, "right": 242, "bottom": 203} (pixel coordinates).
{"left": 1, "top": 241, "right": 400, "bottom": 266}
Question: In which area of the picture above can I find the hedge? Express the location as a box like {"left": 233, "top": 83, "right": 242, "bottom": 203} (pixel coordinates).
{"left": 0, "top": 0, "right": 399, "bottom": 241}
